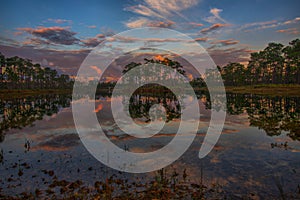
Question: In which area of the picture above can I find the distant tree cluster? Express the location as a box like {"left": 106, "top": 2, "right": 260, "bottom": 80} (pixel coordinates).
{"left": 0, "top": 53, "right": 73, "bottom": 89}
{"left": 220, "top": 39, "right": 300, "bottom": 86}
{"left": 122, "top": 57, "right": 186, "bottom": 84}
{"left": 119, "top": 57, "right": 187, "bottom": 90}
{"left": 123, "top": 57, "right": 186, "bottom": 76}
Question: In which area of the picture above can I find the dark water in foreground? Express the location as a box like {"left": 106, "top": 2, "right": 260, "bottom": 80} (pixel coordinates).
{"left": 0, "top": 93, "right": 299, "bottom": 199}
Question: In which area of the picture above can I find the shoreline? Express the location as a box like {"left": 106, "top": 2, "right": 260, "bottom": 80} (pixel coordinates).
{"left": 1, "top": 84, "right": 300, "bottom": 98}
{"left": 0, "top": 89, "right": 73, "bottom": 99}
{"left": 225, "top": 84, "right": 300, "bottom": 96}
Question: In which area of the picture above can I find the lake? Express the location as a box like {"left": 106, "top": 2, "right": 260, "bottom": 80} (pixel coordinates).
{"left": 0, "top": 92, "right": 299, "bottom": 199}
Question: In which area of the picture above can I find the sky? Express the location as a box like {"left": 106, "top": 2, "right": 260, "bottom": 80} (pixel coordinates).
{"left": 0, "top": 0, "right": 299, "bottom": 78}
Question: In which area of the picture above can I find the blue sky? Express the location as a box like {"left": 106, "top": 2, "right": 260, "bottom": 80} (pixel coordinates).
{"left": 0, "top": 0, "right": 299, "bottom": 76}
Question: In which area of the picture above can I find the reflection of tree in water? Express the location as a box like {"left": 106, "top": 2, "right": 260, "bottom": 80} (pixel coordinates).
{"left": 130, "top": 88, "right": 300, "bottom": 141}
{"left": 0, "top": 94, "right": 71, "bottom": 143}
{"left": 128, "top": 86, "right": 181, "bottom": 123}
{"left": 245, "top": 95, "right": 300, "bottom": 140}
{"left": 0, "top": 148, "right": 3, "bottom": 163}
{"left": 208, "top": 92, "right": 300, "bottom": 141}
{"left": 0, "top": 133, "right": 4, "bottom": 143}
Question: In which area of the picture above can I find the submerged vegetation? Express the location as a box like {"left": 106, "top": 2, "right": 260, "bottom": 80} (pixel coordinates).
{"left": 1, "top": 161, "right": 299, "bottom": 199}
{"left": 0, "top": 168, "right": 227, "bottom": 199}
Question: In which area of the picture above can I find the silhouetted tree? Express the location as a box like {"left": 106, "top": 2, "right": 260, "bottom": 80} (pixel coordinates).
{"left": 0, "top": 53, "right": 73, "bottom": 89}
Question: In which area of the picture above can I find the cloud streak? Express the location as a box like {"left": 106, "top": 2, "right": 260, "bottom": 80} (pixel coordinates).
{"left": 143, "top": 0, "right": 198, "bottom": 17}
{"left": 188, "top": 22, "right": 204, "bottom": 28}
{"left": 124, "top": 0, "right": 199, "bottom": 28}
{"left": 194, "top": 37, "right": 209, "bottom": 42}
{"left": 211, "top": 39, "right": 239, "bottom": 46}
{"left": 239, "top": 17, "right": 300, "bottom": 32}
{"left": 276, "top": 27, "right": 300, "bottom": 35}
{"left": 124, "top": 4, "right": 167, "bottom": 20}
{"left": 47, "top": 18, "right": 72, "bottom": 24}
{"left": 125, "top": 17, "right": 175, "bottom": 28}
{"left": 200, "top": 23, "right": 230, "bottom": 34}
{"left": 90, "top": 65, "right": 102, "bottom": 75}
{"left": 87, "top": 25, "right": 97, "bottom": 29}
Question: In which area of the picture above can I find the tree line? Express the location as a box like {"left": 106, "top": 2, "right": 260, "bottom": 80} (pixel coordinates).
{"left": 1, "top": 38, "right": 299, "bottom": 90}
{"left": 219, "top": 38, "right": 300, "bottom": 86}
{"left": 122, "top": 39, "right": 300, "bottom": 88}
{"left": 0, "top": 53, "right": 73, "bottom": 90}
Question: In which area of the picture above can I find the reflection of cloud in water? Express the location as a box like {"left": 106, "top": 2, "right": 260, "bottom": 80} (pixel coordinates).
{"left": 94, "top": 103, "right": 103, "bottom": 113}
{"left": 291, "top": 149, "right": 300, "bottom": 152}
{"left": 225, "top": 112, "right": 250, "bottom": 128}
{"left": 128, "top": 147, "right": 150, "bottom": 153}
{"left": 222, "top": 128, "right": 238, "bottom": 134}
{"left": 31, "top": 134, "right": 79, "bottom": 152}
{"left": 43, "top": 113, "right": 58, "bottom": 121}
{"left": 210, "top": 153, "right": 221, "bottom": 163}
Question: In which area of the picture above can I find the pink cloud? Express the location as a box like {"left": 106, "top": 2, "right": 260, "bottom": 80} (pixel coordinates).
{"left": 90, "top": 65, "right": 102, "bottom": 75}
{"left": 276, "top": 28, "right": 299, "bottom": 35}
{"left": 194, "top": 37, "right": 209, "bottom": 42}
{"left": 205, "top": 8, "right": 227, "bottom": 24}
{"left": 47, "top": 18, "right": 72, "bottom": 24}
{"left": 81, "top": 37, "right": 103, "bottom": 47}
{"left": 189, "top": 22, "right": 204, "bottom": 27}
{"left": 87, "top": 25, "right": 97, "bottom": 29}
{"left": 13, "top": 31, "right": 23, "bottom": 36}
{"left": 200, "top": 23, "right": 230, "bottom": 34}
{"left": 125, "top": 17, "right": 175, "bottom": 28}
{"left": 96, "top": 34, "right": 105, "bottom": 38}
{"left": 211, "top": 39, "right": 239, "bottom": 46}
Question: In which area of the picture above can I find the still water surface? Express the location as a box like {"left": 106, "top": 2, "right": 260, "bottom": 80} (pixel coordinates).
{"left": 0, "top": 93, "right": 299, "bottom": 198}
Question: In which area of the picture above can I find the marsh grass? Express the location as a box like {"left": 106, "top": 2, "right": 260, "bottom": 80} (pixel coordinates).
{"left": 0, "top": 168, "right": 226, "bottom": 200}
